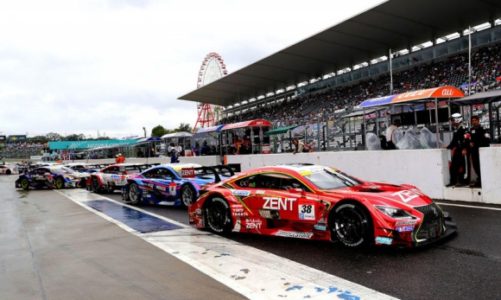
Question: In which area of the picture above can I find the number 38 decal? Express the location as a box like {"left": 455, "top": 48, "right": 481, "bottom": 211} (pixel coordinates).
{"left": 299, "top": 204, "right": 315, "bottom": 220}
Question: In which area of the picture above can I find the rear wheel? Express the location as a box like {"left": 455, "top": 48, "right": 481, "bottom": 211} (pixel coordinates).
{"left": 6, "top": 170, "right": 11, "bottom": 175}
{"left": 20, "top": 178, "right": 30, "bottom": 190}
{"left": 331, "top": 203, "right": 373, "bottom": 248}
{"left": 205, "top": 197, "right": 232, "bottom": 233}
{"left": 181, "top": 184, "right": 196, "bottom": 207}
{"left": 128, "top": 183, "right": 142, "bottom": 205}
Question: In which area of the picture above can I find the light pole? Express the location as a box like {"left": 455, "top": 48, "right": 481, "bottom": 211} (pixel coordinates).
{"left": 142, "top": 127, "right": 147, "bottom": 138}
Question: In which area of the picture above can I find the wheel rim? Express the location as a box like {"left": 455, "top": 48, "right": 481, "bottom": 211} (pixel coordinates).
{"left": 21, "top": 179, "right": 29, "bottom": 189}
{"left": 206, "top": 199, "right": 229, "bottom": 233}
{"left": 182, "top": 186, "right": 194, "bottom": 206}
{"left": 129, "top": 184, "right": 140, "bottom": 203}
{"left": 334, "top": 208, "right": 366, "bottom": 246}
{"left": 56, "top": 179, "right": 63, "bottom": 189}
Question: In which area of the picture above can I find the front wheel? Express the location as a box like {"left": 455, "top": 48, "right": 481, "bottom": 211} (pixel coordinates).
{"left": 205, "top": 197, "right": 232, "bottom": 233}
{"left": 331, "top": 203, "right": 373, "bottom": 248}
{"left": 128, "top": 183, "right": 142, "bottom": 205}
{"left": 91, "top": 177, "right": 101, "bottom": 193}
{"left": 20, "top": 178, "right": 30, "bottom": 190}
{"left": 181, "top": 184, "right": 197, "bottom": 207}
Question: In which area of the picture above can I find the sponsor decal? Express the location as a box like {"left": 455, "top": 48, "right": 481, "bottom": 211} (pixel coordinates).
{"left": 375, "top": 236, "right": 393, "bottom": 245}
{"left": 313, "top": 223, "right": 327, "bottom": 231}
{"left": 156, "top": 185, "right": 167, "bottom": 192}
{"left": 255, "top": 190, "right": 265, "bottom": 195}
{"left": 396, "top": 225, "right": 414, "bottom": 232}
{"left": 395, "top": 219, "right": 417, "bottom": 227}
{"left": 275, "top": 230, "right": 313, "bottom": 239}
{"left": 263, "top": 197, "right": 296, "bottom": 210}
{"left": 392, "top": 190, "right": 419, "bottom": 203}
{"left": 245, "top": 218, "right": 262, "bottom": 230}
{"left": 181, "top": 168, "right": 195, "bottom": 178}
{"left": 231, "top": 189, "right": 251, "bottom": 197}
{"left": 298, "top": 204, "right": 315, "bottom": 220}
{"left": 232, "top": 207, "right": 248, "bottom": 217}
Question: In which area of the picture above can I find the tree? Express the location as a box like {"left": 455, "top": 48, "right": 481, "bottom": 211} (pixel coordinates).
{"left": 175, "top": 123, "right": 192, "bottom": 133}
{"left": 45, "top": 132, "right": 62, "bottom": 141}
{"left": 151, "top": 125, "right": 169, "bottom": 137}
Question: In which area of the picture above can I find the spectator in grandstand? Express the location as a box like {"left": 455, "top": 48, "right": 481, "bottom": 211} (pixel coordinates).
{"left": 385, "top": 119, "right": 401, "bottom": 150}
{"left": 115, "top": 153, "right": 125, "bottom": 163}
{"left": 466, "top": 115, "right": 490, "bottom": 187}
{"left": 292, "top": 137, "right": 304, "bottom": 154}
{"left": 446, "top": 113, "right": 468, "bottom": 187}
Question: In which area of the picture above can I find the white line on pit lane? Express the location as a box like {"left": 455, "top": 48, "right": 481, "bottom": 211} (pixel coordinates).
{"left": 57, "top": 189, "right": 397, "bottom": 300}
{"left": 436, "top": 202, "right": 501, "bottom": 211}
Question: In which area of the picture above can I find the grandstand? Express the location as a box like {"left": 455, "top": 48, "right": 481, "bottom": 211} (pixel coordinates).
{"left": 179, "top": 0, "right": 501, "bottom": 150}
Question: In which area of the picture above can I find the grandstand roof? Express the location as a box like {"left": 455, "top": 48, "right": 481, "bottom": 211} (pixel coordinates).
{"left": 179, "top": 0, "right": 501, "bottom": 107}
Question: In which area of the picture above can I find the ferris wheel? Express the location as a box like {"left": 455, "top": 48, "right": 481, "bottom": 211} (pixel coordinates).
{"left": 194, "top": 52, "right": 228, "bottom": 129}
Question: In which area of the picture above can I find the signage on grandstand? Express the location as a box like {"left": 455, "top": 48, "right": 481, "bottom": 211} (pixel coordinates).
{"left": 392, "top": 86, "right": 464, "bottom": 103}
{"left": 7, "top": 135, "right": 27, "bottom": 143}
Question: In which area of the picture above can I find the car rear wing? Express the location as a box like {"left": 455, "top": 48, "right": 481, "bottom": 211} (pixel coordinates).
{"left": 181, "top": 164, "right": 241, "bottom": 183}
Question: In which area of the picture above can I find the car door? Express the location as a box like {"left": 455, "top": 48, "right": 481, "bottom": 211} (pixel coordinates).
{"left": 234, "top": 172, "right": 316, "bottom": 223}
{"left": 101, "top": 166, "right": 119, "bottom": 185}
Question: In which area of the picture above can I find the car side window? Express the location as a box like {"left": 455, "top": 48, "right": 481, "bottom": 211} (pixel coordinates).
{"left": 236, "top": 173, "right": 308, "bottom": 191}
{"left": 157, "top": 168, "right": 175, "bottom": 180}
{"left": 143, "top": 169, "right": 159, "bottom": 178}
{"left": 103, "top": 167, "right": 119, "bottom": 174}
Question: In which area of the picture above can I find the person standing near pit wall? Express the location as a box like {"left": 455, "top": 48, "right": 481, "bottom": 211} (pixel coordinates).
{"left": 466, "top": 115, "right": 490, "bottom": 187}
{"left": 385, "top": 119, "right": 401, "bottom": 150}
{"left": 446, "top": 113, "right": 468, "bottom": 187}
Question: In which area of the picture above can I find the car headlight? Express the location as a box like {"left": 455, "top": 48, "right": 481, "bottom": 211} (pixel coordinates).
{"left": 375, "top": 206, "right": 412, "bottom": 218}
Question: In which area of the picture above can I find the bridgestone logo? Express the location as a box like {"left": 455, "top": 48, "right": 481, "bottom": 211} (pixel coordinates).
{"left": 275, "top": 230, "right": 313, "bottom": 239}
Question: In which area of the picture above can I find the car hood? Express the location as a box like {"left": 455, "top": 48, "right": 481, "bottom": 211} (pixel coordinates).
{"left": 324, "top": 182, "right": 433, "bottom": 208}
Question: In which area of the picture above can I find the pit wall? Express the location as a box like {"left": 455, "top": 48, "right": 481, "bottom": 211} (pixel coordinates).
{"left": 226, "top": 148, "right": 501, "bottom": 205}
{"left": 60, "top": 149, "right": 501, "bottom": 205}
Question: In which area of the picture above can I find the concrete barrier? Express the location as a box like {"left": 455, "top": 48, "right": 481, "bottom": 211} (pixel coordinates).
{"left": 480, "top": 147, "right": 501, "bottom": 205}
{"left": 226, "top": 149, "right": 449, "bottom": 200}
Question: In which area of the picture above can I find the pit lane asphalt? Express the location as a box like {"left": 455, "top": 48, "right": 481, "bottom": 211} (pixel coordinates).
{"left": 105, "top": 194, "right": 501, "bottom": 300}
{"left": 0, "top": 177, "right": 244, "bottom": 300}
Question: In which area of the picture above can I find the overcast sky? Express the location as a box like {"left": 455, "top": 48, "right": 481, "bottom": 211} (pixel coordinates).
{"left": 0, "top": 0, "right": 384, "bottom": 138}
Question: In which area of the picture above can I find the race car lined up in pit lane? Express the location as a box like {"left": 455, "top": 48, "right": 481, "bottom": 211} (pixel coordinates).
{"left": 122, "top": 164, "right": 238, "bottom": 207}
{"left": 65, "top": 163, "right": 110, "bottom": 188}
{"left": 88, "top": 163, "right": 154, "bottom": 193}
{"left": 189, "top": 164, "right": 456, "bottom": 248}
{"left": 15, "top": 165, "right": 84, "bottom": 190}
{"left": 0, "top": 164, "right": 15, "bottom": 175}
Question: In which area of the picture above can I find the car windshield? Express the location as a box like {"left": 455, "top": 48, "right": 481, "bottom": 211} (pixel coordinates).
{"left": 303, "top": 168, "right": 361, "bottom": 190}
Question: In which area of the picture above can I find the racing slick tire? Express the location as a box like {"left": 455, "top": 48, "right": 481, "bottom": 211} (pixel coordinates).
{"left": 331, "top": 202, "right": 373, "bottom": 248}
{"left": 6, "top": 170, "right": 11, "bottom": 175}
{"left": 128, "top": 183, "right": 142, "bottom": 205}
{"left": 204, "top": 197, "right": 232, "bottom": 234}
{"left": 20, "top": 178, "right": 30, "bottom": 191}
{"left": 180, "top": 184, "right": 197, "bottom": 207}
{"left": 54, "top": 177, "right": 65, "bottom": 189}
{"left": 90, "top": 177, "right": 101, "bottom": 193}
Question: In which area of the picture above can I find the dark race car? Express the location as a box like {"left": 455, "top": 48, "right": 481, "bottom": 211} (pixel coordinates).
{"left": 189, "top": 164, "right": 456, "bottom": 248}
{"left": 122, "top": 164, "right": 238, "bottom": 207}
{"left": 15, "top": 165, "right": 82, "bottom": 190}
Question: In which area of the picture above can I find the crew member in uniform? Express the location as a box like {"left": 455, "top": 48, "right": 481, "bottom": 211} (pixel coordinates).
{"left": 466, "top": 115, "right": 490, "bottom": 187}
{"left": 446, "top": 113, "right": 468, "bottom": 187}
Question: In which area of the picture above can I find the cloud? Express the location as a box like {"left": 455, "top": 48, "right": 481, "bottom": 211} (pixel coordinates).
{"left": 0, "top": 0, "right": 385, "bottom": 138}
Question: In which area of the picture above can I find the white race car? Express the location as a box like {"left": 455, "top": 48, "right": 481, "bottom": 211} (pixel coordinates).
{"left": 88, "top": 163, "right": 152, "bottom": 193}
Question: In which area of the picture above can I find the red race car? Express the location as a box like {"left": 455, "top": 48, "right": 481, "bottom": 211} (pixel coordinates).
{"left": 189, "top": 164, "right": 456, "bottom": 248}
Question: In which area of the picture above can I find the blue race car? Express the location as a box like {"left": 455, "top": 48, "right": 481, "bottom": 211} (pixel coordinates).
{"left": 121, "top": 164, "right": 238, "bottom": 207}
{"left": 15, "top": 165, "right": 82, "bottom": 190}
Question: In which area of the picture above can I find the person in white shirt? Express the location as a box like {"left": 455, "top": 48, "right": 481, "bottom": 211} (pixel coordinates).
{"left": 385, "top": 119, "right": 401, "bottom": 149}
